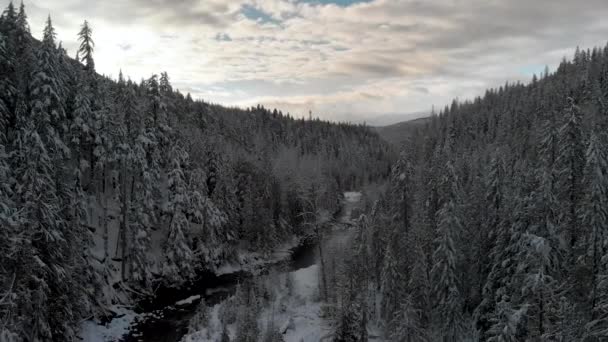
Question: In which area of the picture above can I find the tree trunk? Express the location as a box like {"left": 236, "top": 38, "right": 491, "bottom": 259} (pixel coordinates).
{"left": 119, "top": 159, "right": 129, "bottom": 281}
{"left": 318, "top": 226, "right": 329, "bottom": 303}
{"left": 591, "top": 227, "right": 599, "bottom": 320}
{"left": 539, "top": 290, "right": 545, "bottom": 337}
{"left": 102, "top": 166, "right": 109, "bottom": 262}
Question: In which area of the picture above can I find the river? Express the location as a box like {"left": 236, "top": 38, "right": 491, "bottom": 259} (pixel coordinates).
{"left": 121, "top": 191, "right": 362, "bottom": 342}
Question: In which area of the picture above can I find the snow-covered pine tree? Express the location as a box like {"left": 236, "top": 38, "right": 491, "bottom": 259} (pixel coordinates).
{"left": 162, "top": 144, "right": 195, "bottom": 284}
{"left": 262, "top": 319, "right": 284, "bottom": 342}
{"left": 188, "top": 167, "right": 229, "bottom": 269}
{"left": 0, "top": 33, "right": 15, "bottom": 142}
{"left": 557, "top": 97, "right": 585, "bottom": 254}
{"left": 2, "top": 2, "right": 16, "bottom": 24}
{"left": 70, "top": 77, "right": 93, "bottom": 179}
{"left": 474, "top": 150, "right": 506, "bottom": 336}
{"left": 406, "top": 245, "right": 432, "bottom": 334}
{"left": 220, "top": 324, "right": 231, "bottom": 342}
{"left": 159, "top": 72, "right": 172, "bottom": 95}
{"left": 0, "top": 111, "right": 17, "bottom": 340}
{"left": 128, "top": 133, "right": 155, "bottom": 286}
{"left": 15, "top": 2, "right": 28, "bottom": 36}
{"left": 29, "top": 15, "right": 67, "bottom": 155}
{"left": 431, "top": 161, "right": 464, "bottom": 341}
{"left": 334, "top": 299, "right": 364, "bottom": 342}
{"left": 486, "top": 296, "right": 527, "bottom": 342}
{"left": 40, "top": 15, "right": 68, "bottom": 107}
{"left": 390, "top": 294, "right": 428, "bottom": 342}
{"left": 380, "top": 229, "right": 404, "bottom": 321}
{"left": 235, "top": 283, "right": 261, "bottom": 342}
{"left": 484, "top": 150, "right": 504, "bottom": 267}
{"left": 582, "top": 131, "right": 608, "bottom": 338}
{"left": 145, "top": 74, "right": 170, "bottom": 151}
{"left": 11, "top": 123, "right": 67, "bottom": 340}
{"left": 12, "top": 18, "right": 90, "bottom": 340}
{"left": 115, "top": 80, "right": 139, "bottom": 281}
{"left": 514, "top": 165, "right": 562, "bottom": 338}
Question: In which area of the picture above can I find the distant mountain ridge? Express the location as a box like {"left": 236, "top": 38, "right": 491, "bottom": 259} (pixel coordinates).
{"left": 364, "top": 111, "right": 429, "bottom": 126}
{"left": 374, "top": 116, "right": 431, "bottom": 146}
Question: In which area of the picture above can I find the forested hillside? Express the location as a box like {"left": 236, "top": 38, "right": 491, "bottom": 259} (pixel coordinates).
{"left": 374, "top": 117, "right": 430, "bottom": 147}
{"left": 0, "top": 3, "right": 394, "bottom": 341}
{"left": 337, "top": 44, "right": 608, "bottom": 340}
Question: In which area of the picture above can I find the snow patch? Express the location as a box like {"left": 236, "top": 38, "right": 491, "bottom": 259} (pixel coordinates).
{"left": 215, "top": 236, "right": 300, "bottom": 276}
{"left": 79, "top": 306, "right": 138, "bottom": 342}
{"left": 344, "top": 191, "right": 362, "bottom": 203}
{"left": 176, "top": 295, "right": 202, "bottom": 306}
{"left": 292, "top": 265, "right": 319, "bottom": 299}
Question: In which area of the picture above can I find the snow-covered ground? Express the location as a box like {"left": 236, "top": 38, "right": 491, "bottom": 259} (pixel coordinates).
{"left": 215, "top": 236, "right": 301, "bottom": 276}
{"left": 180, "top": 265, "right": 330, "bottom": 342}
{"left": 80, "top": 306, "right": 139, "bottom": 342}
{"left": 341, "top": 191, "right": 363, "bottom": 223}
{"left": 180, "top": 191, "right": 363, "bottom": 342}
{"left": 282, "top": 265, "right": 330, "bottom": 342}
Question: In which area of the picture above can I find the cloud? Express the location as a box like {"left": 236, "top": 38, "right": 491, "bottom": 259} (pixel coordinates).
{"left": 5, "top": 0, "right": 608, "bottom": 124}
{"left": 214, "top": 33, "right": 232, "bottom": 42}
{"left": 118, "top": 43, "right": 132, "bottom": 51}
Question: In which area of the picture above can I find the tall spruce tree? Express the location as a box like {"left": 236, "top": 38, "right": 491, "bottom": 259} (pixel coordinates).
{"left": 583, "top": 132, "right": 608, "bottom": 338}
{"left": 77, "top": 20, "right": 94, "bottom": 72}
{"left": 431, "top": 161, "right": 464, "bottom": 341}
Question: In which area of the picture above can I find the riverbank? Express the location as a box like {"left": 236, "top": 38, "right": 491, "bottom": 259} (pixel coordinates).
{"left": 79, "top": 236, "right": 315, "bottom": 342}
{"left": 179, "top": 191, "right": 363, "bottom": 342}
{"left": 79, "top": 192, "right": 363, "bottom": 342}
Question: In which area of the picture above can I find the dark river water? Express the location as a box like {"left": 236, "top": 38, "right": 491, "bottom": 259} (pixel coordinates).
{"left": 120, "top": 234, "right": 324, "bottom": 342}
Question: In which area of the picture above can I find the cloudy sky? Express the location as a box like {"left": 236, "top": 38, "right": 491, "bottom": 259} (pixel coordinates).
{"left": 5, "top": 0, "right": 608, "bottom": 124}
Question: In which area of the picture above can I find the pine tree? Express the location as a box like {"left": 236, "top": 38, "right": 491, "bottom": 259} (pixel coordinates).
{"left": 128, "top": 136, "right": 155, "bottom": 286}
{"left": 11, "top": 123, "right": 64, "bottom": 340}
{"left": 334, "top": 299, "right": 363, "bottom": 342}
{"left": 390, "top": 295, "right": 428, "bottom": 342}
{"left": 77, "top": 20, "right": 94, "bottom": 71}
{"left": 2, "top": 2, "right": 16, "bottom": 24}
{"left": 557, "top": 97, "right": 585, "bottom": 253}
{"left": 0, "top": 32, "right": 15, "bottom": 142}
{"left": 262, "top": 319, "right": 284, "bottom": 342}
{"left": 380, "top": 230, "right": 403, "bottom": 320}
{"left": 9, "top": 1, "right": 33, "bottom": 97}
{"left": 407, "top": 245, "right": 431, "bottom": 332}
{"left": 583, "top": 132, "right": 608, "bottom": 338}
{"left": 431, "top": 162, "right": 464, "bottom": 341}
{"left": 220, "top": 324, "right": 231, "bottom": 342}
{"left": 487, "top": 296, "right": 527, "bottom": 342}
{"left": 512, "top": 167, "right": 562, "bottom": 339}
{"left": 485, "top": 151, "right": 504, "bottom": 258}
{"left": 509, "top": 109, "right": 566, "bottom": 339}
{"left": 70, "top": 78, "right": 93, "bottom": 173}
{"left": 431, "top": 196, "right": 464, "bottom": 341}
{"left": 162, "top": 145, "right": 195, "bottom": 284}
{"left": 15, "top": 1, "right": 28, "bottom": 35}
{"left": 29, "top": 15, "right": 68, "bottom": 163}
{"left": 160, "top": 71, "right": 172, "bottom": 95}
{"left": 0, "top": 121, "right": 17, "bottom": 340}
{"left": 235, "top": 291, "right": 260, "bottom": 342}
{"left": 42, "top": 15, "right": 56, "bottom": 48}
{"left": 475, "top": 151, "right": 506, "bottom": 337}
{"left": 188, "top": 168, "right": 229, "bottom": 268}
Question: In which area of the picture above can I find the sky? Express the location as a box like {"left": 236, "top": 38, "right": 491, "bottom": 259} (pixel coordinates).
{"left": 5, "top": 0, "right": 608, "bottom": 125}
